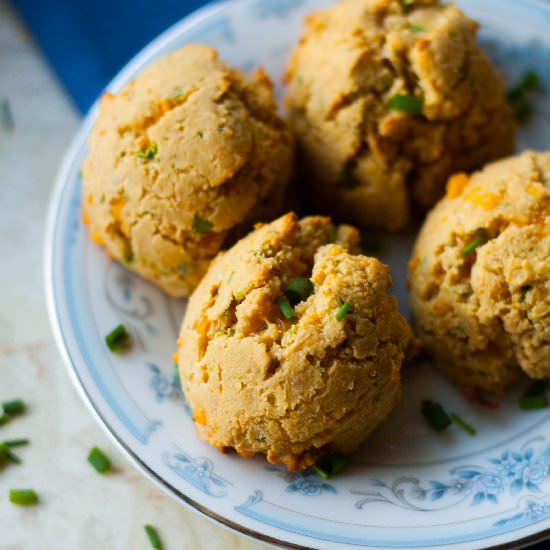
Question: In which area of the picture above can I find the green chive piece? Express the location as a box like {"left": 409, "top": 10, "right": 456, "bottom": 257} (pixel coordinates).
{"left": 137, "top": 143, "right": 158, "bottom": 160}
{"left": 217, "top": 124, "right": 225, "bottom": 132}
{"left": 87, "top": 447, "right": 112, "bottom": 474}
{"left": 196, "top": 130, "right": 204, "bottom": 138}
{"left": 409, "top": 24, "right": 424, "bottom": 33}
{"left": 0, "top": 443, "right": 9, "bottom": 464}
{"left": 3, "top": 439, "right": 30, "bottom": 447}
{"left": 312, "top": 454, "right": 348, "bottom": 479}
{"left": 284, "top": 278, "right": 314, "bottom": 306}
{"left": 387, "top": 94, "right": 424, "bottom": 115}
{"left": 1, "top": 99, "right": 14, "bottom": 132}
{"left": 7, "top": 450, "right": 21, "bottom": 464}
{"left": 9, "top": 489, "right": 38, "bottom": 506}
{"left": 125, "top": 251, "right": 134, "bottom": 263}
{"left": 335, "top": 301, "right": 351, "bottom": 321}
{"left": 234, "top": 291, "right": 246, "bottom": 303}
{"left": 450, "top": 413, "right": 476, "bottom": 436}
{"left": 278, "top": 297, "right": 298, "bottom": 322}
{"left": 507, "top": 71, "right": 540, "bottom": 102}
{"left": 519, "top": 380, "right": 549, "bottom": 410}
{"left": 227, "top": 271, "right": 235, "bottom": 285}
{"left": 192, "top": 215, "right": 213, "bottom": 234}
{"left": 105, "top": 324, "right": 130, "bottom": 352}
{"left": 2, "top": 399, "right": 25, "bottom": 416}
{"left": 421, "top": 400, "right": 452, "bottom": 431}
{"left": 144, "top": 524, "right": 164, "bottom": 549}
{"left": 520, "top": 394, "right": 549, "bottom": 410}
{"left": 0, "top": 413, "right": 10, "bottom": 425}
{"left": 461, "top": 229, "right": 487, "bottom": 256}
{"left": 519, "top": 285, "right": 531, "bottom": 303}
{"left": 514, "top": 102, "right": 533, "bottom": 122}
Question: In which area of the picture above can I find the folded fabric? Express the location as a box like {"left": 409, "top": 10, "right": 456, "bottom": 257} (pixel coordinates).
{"left": 13, "top": 0, "right": 206, "bottom": 113}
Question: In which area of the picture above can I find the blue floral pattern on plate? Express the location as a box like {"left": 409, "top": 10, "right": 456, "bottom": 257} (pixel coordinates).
{"left": 267, "top": 466, "right": 337, "bottom": 496}
{"left": 353, "top": 441, "right": 550, "bottom": 511}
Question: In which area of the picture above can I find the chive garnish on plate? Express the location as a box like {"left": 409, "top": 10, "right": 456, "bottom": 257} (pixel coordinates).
{"left": 506, "top": 71, "right": 540, "bottom": 103}
{"left": 461, "top": 229, "right": 487, "bottom": 256}
{"left": 312, "top": 455, "right": 348, "bottom": 479}
{"left": 3, "top": 438, "right": 29, "bottom": 448}
{"left": 284, "top": 277, "right": 314, "bottom": 306}
{"left": 144, "top": 524, "right": 164, "bottom": 549}
{"left": 387, "top": 94, "right": 424, "bottom": 115}
{"left": 87, "top": 446, "right": 112, "bottom": 474}
{"left": 105, "top": 324, "right": 130, "bottom": 352}
{"left": 9, "top": 489, "right": 38, "bottom": 506}
{"left": 450, "top": 413, "right": 476, "bottom": 436}
{"left": 335, "top": 301, "right": 351, "bottom": 321}
{"left": 422, "top": 400, "right": 452, "bottom": 431}
{"left": 278, "top": 297, "right": 298, "bottom": 322}
{"left": 2, "top": 399, "right": 25, "bottom": 416}
{"left": 519, "top": 380, "right": 549, "bottom": 410}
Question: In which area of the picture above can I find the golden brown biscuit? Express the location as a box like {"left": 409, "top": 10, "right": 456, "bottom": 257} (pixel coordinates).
{"left": 408, "top": 151, "right": 550, "bottom": 392}
{"left": 83, "top": 45, "right": 293, "bottom": 296}
{"left": 285, "top": 0, "right": 515, "bottom": 231}
{"left": 178, "top": 213, "right": 412, "bottom": 470}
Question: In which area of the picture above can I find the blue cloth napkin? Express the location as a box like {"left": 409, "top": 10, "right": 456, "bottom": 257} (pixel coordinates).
{"left": 12, "top": 0, "right": 206, "bottom": 112}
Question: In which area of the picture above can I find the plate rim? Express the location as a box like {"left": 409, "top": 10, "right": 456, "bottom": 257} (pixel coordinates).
{"left": 43, "top": 0, "right": 550, "bottom": 548}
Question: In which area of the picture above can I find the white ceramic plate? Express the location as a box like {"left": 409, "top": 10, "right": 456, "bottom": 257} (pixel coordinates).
{"left": 45, "top": 1, "right": 550, "bottom": 548}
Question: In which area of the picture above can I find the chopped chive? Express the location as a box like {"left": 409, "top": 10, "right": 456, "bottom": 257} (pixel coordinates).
{"left": 519, "top": 380, "right": 549, "bottom": 410}
{"left": 144, "top": 524, "right": 164, "bottom": 549}
{"left": 520, "top": 394, "right": 549, "bottom": 410}
{"left": 9, "top": 489, "right": 38, "bottom": 506}
{"left": 217, "top": 124, "right": 225, "bottom": 132}
{"left": 338, "top": 167, "right": 356, "bottom": 188}
{"left": 192, "top": 215, "right": 213, "bottom": 234}
{"left": 196, "top": 130, "right": 204, "bottom": 139}
{"left": 0, "top": 413, "right": 9, "bottom": 426}
{"left": 387, "top": 94, "right": 424, "bottom": 115}
{"left": 335, "top": 301, "right": 351, "bottom": 321}
{"left": 450, "top": 413, "right": 476, "bottom": 436}
{"left": 7, "top": 450, "right": 21, "bottom": 464}
{"left": 234, "top": 291, "right": 246, "bottom": 302}
{"left": 421, "top": 400, "right": 452, "bottom": 431}
{"left": 2, "top": 399, "right": 25, "bottom": 416}
{"left": 519, "top": 285, "right": 531, "bottom": 303}
{"left": 278, "top": 297, "right": 298, "bottom": 322}
{"left": 507, "top": 71, "right": 540, "bottom": 103}
{"left": 399, "top": 0, "right": 415, "bottom": 11}
{"left": 461, "top": 229, "right": 487, "bottom": 256}
{"left": 105, "top": 324, "right": 130, "bottom": 352}
{"left": 87, "top": 447, "right": 112, "bottom": 474}
{"left": 137, "top": 143, "right": 158, "bottom": 160}
{"left": 284, "top": 277, "right": 314, "bottom": 306}
{"left": 1, "top": 99, "right": 14, "bottom": 132}
{"left": 3, "top": 439, "right": 30, "bottom": 447}
{"left": 125, "top": 251, "right": 134, "bottom": 263}
{"left": 0, "top": 443, "right": 9, "bottom": 464}
{"left": 312, "top": 455, "right": 348, "bottom": 479}
{"left": 409, "top": 24, "right": 424, "bottom": 33}
{"left": 514, "top": 102, "right": 533, "bottom": 122}
{"left": 227, "top": 271, "right": 235, "bottom": 285}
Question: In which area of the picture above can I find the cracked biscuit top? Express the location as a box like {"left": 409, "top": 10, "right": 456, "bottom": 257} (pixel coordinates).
{"left": 285, "top": 0, "right": 515, "bottom": 231}
{"left": 82, "top": 44, "right": 293, "bottom": 297}
{"left": 408, "top": 151, "right": 550, "bottom": 392}
{"left": 178, "top": 212, "right": 412, "bottom": 470}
